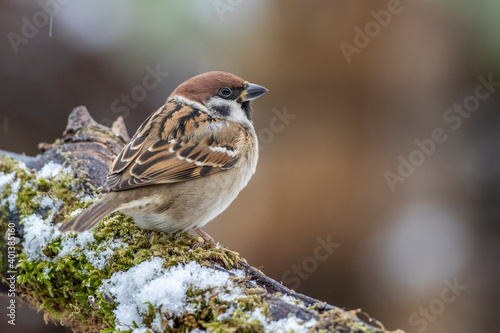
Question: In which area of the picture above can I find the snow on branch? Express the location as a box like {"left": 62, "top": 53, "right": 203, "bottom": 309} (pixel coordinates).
{"left": 0, "top": 106, "right": 402, "bottom": 333}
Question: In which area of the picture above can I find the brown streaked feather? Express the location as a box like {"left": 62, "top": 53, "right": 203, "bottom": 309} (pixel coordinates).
{"left": 58, "top": 193, "right": 121, "bottom": 232}
{"left": 107, "top": 101, "right": 243, "bottom": 191}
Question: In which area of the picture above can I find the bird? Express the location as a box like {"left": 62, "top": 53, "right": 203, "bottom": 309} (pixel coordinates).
{"left": 59, "top": 71, "right": 268, "bottom": 243}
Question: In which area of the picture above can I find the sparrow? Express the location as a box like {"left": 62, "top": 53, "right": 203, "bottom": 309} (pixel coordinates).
{"left": 59, "top": 71, "right": 268, "bottom": 242}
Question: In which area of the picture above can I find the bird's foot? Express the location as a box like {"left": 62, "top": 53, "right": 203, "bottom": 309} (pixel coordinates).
{"left": 193, "top": 228, "right": 218, "bottom": 249}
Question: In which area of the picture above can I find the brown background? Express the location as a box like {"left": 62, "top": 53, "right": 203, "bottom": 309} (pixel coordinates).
{"left": 1, "top": 1, "right": 500, "bottom": 332}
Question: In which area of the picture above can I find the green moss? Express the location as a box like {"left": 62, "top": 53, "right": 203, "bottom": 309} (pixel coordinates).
{"left": 0, "top": 154, "right": 399, "bottom": 333}
{"left": 13, "top": 211, "right": 246, "bottom": 331}
{"left": 0, "top": 215, "right": 7, "bottom": 272}
{"left": 203, "top": 304, "right": 266, "bottom": 333}
{"left": 0, "top": 155, "right": 89, "bottom": 219}
{"left": 0, "top": 155, "right": 32, "bottom": 280}
{"left": 0, "top": 154, "right": 31, "bottom": 175}
{"left": 0, "top": 155, "right": 261, "bottom": 332}
{"left": 145, "top": 290, "right": 267, "bottom": 333}
{"left": 309, "top": 308, "right": 404, "bottom": 333}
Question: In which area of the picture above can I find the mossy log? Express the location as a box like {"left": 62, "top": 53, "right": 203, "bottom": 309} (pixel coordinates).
{"left": 0, "top": 107, "right": 403, "bottom": 333}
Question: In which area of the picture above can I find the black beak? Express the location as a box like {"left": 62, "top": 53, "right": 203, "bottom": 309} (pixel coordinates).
{"left": 241, "top": 83, "right": 268, "bottom": 101}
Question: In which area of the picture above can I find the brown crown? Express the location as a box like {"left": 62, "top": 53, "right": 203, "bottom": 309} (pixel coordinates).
{"left": 170, "top": 71, "right": 246, "bottom": 105}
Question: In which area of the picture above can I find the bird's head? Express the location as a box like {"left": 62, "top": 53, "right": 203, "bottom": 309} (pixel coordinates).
{"left": 170, "top": 71, "right": 268, "bottom": 128}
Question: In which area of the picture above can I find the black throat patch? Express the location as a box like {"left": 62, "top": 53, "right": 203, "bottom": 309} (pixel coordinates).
{"left": 242, "top": 101, "right": 252, "bottom": 121}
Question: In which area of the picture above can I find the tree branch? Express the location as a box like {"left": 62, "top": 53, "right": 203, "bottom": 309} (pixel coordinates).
{"left": 0, "top": 107, "right": 403, "bottom": 333}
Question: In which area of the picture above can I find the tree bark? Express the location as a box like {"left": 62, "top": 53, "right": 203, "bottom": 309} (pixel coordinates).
{"left": 0, "top": 107, "right": 402, "bottom": 333}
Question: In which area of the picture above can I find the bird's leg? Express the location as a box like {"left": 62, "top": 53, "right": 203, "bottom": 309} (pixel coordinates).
{"left": 194, "top": 228, "right": 217, "bottom": 248}
{"left": 195, "top": 228, "right": 215, "bottom": 242}
{"left": 193, "top": 228, "right": 241, "bottom": 256}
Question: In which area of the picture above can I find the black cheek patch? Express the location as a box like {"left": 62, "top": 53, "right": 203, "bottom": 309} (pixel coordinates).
{"left": 214, "top": 104, "right": 231, "bottom": 117}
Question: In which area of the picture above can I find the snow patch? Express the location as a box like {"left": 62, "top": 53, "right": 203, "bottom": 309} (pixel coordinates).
{"left": 102, "top": 258, "right": 316, "bottom": 332}
{"left": 6, "top": 178, "right": 21, "bottom": 212}
{"left": 38, "top": 161, "right": 71, "bottom": 179}
{"left": 39, "top": 196, "right": 62, "bottom": 211}
{"left": 101, "top": 259, "right": 247, "bottom": 331}
{"left": 0, "top": 161, "right": 125, "bottom": 269}
{"left": 22, "top": 214, "right": 55, "bottom": 261}
{"left": 83, "top": 238, "right": 127, "bottom": 270}
{"left": 0, "top": 172, "right": 15, "bottom": 194}
{"left": 230, "top": 267, "right": 246, "bottom": 278}
{"left": 249, "top": 308, "right": 317, "bottom": 333}
{"left": 279, "top": 294, "right": 307, "bottom": 308}
{"left": 56, "top": 230, "right": 95, "bottom": 258}
{"left": 22, "top": 215, "right": 127, "bottom": 269}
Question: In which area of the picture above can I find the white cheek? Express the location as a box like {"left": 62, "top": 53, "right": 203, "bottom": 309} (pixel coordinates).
{"left": 206, "top": 97, "right": 253, "bottom": 128}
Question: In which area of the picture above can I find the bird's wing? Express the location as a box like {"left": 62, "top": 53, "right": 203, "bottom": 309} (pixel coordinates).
{"left": 107, "top": 101, "right": 243, "bottom": 191}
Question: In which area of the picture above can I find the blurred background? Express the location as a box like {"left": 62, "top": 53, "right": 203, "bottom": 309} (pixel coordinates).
{"left": 1, "top": 1, "right": 499, "bottom": 332}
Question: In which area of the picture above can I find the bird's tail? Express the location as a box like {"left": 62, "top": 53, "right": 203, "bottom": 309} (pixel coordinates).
{"left": 59, "top": 194, "right": 120, "bottom": 233}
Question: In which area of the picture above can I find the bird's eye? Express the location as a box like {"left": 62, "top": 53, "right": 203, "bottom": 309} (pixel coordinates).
{"left": 219, "top": 87, "right": 232, "bottom": 97}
